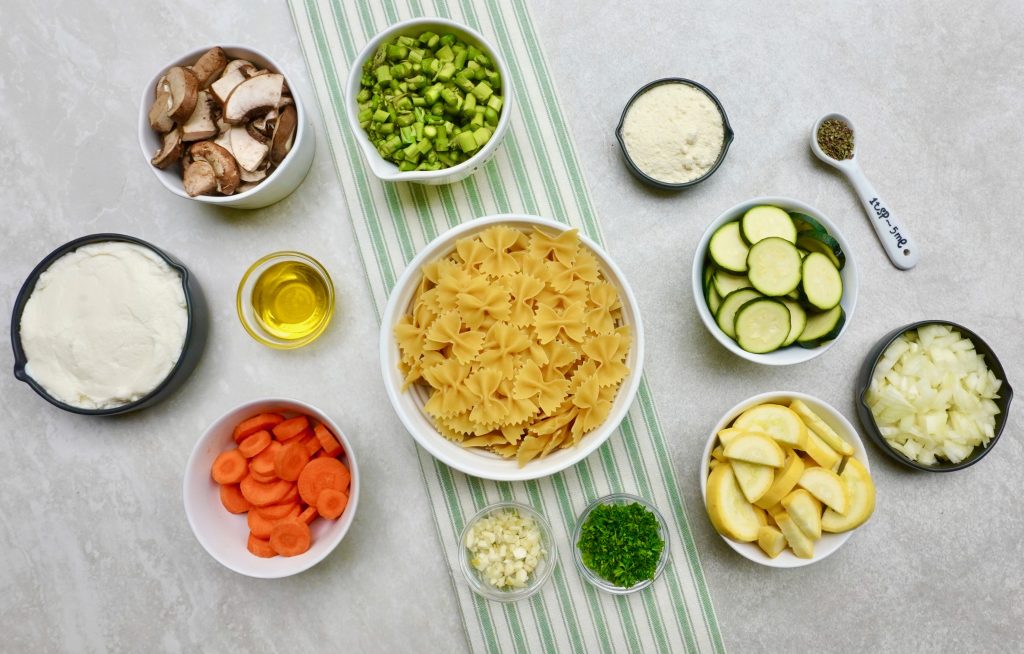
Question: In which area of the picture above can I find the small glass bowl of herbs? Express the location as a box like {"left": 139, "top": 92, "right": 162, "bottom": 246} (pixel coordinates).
{"left": 573, "top": 493, "right": 669, "bottom": 594}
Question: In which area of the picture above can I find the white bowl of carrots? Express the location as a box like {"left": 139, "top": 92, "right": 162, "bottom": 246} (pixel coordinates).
{"left": 183, "top": 397, "right": 359, "bottom": 578}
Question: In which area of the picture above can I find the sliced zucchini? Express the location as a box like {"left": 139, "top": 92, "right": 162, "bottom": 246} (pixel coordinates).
{"left": 796, "top": 230, "right": 845, "bottom": 270}
{"left": 707, "top": 285, "right": 722, "bottom": 314}
{"left": 715, "top": 288, "right": 763, "bottom": 339}
{"left": 734, "top": 298, "right": 791, "bottom": 354}
{"left": 796, "top": 305, "right": 845, "bottom": 348}
{"left": 713, "top": 270, "right": 751, "bottom": 298}
{"left": 741, "top": 206, "right": 797, "bottom": 245}
{"left": 781, "top": 298, "right": 807, "bottom": 347}
{"left": 801, "top": 252, "right": 843, "bottom": 311}
{"left": 746, "top": 237, "right": 802, "bottom": 297}
{"left": 789, "top": 211, "right": 828, "bottom": 236}
{"left": 703, "top": 263, "right": 715, "bottom": 298}
{"left": 708, "top": 221, "right": 750, "bottom": 273}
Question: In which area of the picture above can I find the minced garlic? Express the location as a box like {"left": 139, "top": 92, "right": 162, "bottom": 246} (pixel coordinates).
{"left": 465, "top": 509, "right": 544, "bottom": 589}
{"left": 622, "top": 82, "right": 725, "bottom": 184}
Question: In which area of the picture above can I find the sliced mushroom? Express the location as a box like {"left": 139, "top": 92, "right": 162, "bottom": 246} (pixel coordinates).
{"left": 223, "top": 73, "right": 284, "bottom": 124}
{"left": 239, "top": 162, "right": 269, "bottom": 183}
{"left": 213, "top": 129, "right": 233, "bottom": 154}
{"left": 246, "top": 121, "right": 270, "bottom": 144}
{"left": 166, "top": 66, "right": 199, "bottom": 122}
{"left": 270, "top": 104, "right": 298, "bottom": 165}
{"left": 148, "top": 87, "right": 175, "bottom": 133}
{"left": 230, "top": 125, "right": 270, "bottom": 172}
{"left": 244, "top": 68, "right": 269, "bottom": 79}
{"left": 210, "top": 60, "right": 253, "bottom": 105}
{"left": 150, "top": 129, "right": 182, "bottom": 169}
{"left": 277, "top": 94, "right": 294, "bottom": 109}
{"left": 188, "top": 141, "right": 240, "bottom": 195}
{"left": 188, "top": 47, "right": 228, "bottom": 89}
{"left": 183, "top": 160, "right": 217, "bottom": 197}
{"left": 251, "top": 108, "right": 277, "bottom": 135}
{"left": 181, "top": 92, "right": 218, "bottom": 142}
{"left": 236, "top": 181, "right": 261, "bottom": 194}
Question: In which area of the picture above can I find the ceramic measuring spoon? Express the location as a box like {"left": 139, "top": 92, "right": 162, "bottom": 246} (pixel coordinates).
{"left": 811, "top": 113, "right": 919, "bottom": 270}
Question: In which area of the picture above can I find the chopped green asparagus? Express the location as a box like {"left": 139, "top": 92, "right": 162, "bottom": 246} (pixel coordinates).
{"left": 357, "top": 29, "right": 504, "bottom": 170}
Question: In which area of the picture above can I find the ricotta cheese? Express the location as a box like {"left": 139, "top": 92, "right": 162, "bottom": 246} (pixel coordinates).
{"left": 20, "top": 241, "right": 188, "bottom": 409}
{"left": 622, "top": 82, "right": 725, "bottom": 184}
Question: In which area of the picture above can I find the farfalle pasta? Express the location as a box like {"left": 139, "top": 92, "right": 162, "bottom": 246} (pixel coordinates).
{"left": 395, "top": 225, "right": 631, "bottom": 467}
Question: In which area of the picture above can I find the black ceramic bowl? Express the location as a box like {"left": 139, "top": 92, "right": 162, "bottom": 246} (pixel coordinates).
{"left": 10, "top": 233, "right": 208, "bottom": 416}
{"left": 615, "top": 77, "right": 734, "bottom": 191}
{"left": 855, "top": 320, "right": 1013, "bottom": 472}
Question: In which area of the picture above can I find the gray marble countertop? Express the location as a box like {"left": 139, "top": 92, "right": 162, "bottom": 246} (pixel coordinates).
{"left": 2, "top": 1, "right": 1021, "bottom": 652}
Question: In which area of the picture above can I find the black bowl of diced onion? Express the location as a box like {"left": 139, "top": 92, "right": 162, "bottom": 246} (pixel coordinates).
{"left": 855, "top": 320, "right": 1013, "bottom": 472}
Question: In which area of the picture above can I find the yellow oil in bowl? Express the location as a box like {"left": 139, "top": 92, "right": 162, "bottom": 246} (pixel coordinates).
{"left": 237, "top": 252, "right": 335, "bottom": 349}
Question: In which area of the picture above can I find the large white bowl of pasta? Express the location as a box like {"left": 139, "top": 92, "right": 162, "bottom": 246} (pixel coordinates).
{"left": 380, "top": 215, "right": 644, "bottom": 481}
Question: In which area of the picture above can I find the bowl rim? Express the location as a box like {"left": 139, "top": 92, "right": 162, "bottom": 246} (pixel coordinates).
{"left": 458, "top": 500, "right": 557, "bottom": 602}
{"left": 615, "top": 77, "right": 735, "bottom": 190}
{"left": 571, "top": 492, "right": 670, "bottom": 594}
{"left": 698, "top": 391, "right": 870, "bottom": 568}
{"left": 235, "top": 250, "right": 336, "bottom": 349}
{"left": 855, "top": 319, "right": 1014, "bottom": 472}
{"left": 344, "top": 16, "right": 514, "bottom": 183}
{"left": 10, "top": 233, "right": 200, "bottom": 416}
{"left": 137, "top": 43, "right": 309, "bottom": 205}
{"left": 182, "top": 396, "right": 360, "bottom": 578}
{"left": 691, "top": 196, "right": 859, "bottom": 366}
{"left": 378, "top": 213, "right": 645, "bottom": 482}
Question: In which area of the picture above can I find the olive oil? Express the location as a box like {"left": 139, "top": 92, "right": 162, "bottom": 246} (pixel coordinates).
{"left": 251, "top": 260, "right": 330, "bottom": 341}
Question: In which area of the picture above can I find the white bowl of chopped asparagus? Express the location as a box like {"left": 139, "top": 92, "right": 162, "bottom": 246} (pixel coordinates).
{"left": 692, "top": 197, "right": 859, "bottom": 366}
{"left": 346, "top": 17, "right": 513, "bottom": 186}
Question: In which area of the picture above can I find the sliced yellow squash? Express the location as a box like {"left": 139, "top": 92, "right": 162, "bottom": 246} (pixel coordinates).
{"left": 776, "top": 512, "right": 815, "bottom": 559}
{"left": 757, "top": 525, "right": 787, "bottom": 558}
{"left": 801, "top": 425, "right": 841, "bottom": 470}
{"left": 754, "top": 449, "right": 804, "bottom": 509}
{"left": 733, "top": 403, "right": 807, "bottom": 449}
{"left": 731, "top": 459, "right": 775, "bottom": 503}
{"left": 723, "top": 432, "right": 785, "bottom": 468}
{"left": 797, "top": 467, "right": 849, "bottom": 514}
{"left": 789, "top": 399, "right": 854, "bottom": 456}
{"left": 822, "top": 458, "right": 876, "bottom": 533}
{"left": 716, "top": 427, "right": 746, "bottom": 446}
{"left": 706, "top": 462, "right": 761, "bottom": 542}
{"left": 781, "top": 489, "right": 823, "bottom": 540}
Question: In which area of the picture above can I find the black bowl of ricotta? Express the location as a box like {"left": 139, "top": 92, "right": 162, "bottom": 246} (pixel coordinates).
{"left": 615, "top": 77, "right": 734, "bottom": 190}
{"left": 10, "top": 233, "right": 209, "bottom": 416}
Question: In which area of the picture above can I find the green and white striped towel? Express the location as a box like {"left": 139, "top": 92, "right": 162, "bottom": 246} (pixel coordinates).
{"left": 288, "top": 1, "right": 725, "bottom": 652}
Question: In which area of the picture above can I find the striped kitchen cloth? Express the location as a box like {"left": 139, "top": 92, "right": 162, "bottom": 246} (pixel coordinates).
{"left": 288, "top": 1, "right": 725, "bottom": 652}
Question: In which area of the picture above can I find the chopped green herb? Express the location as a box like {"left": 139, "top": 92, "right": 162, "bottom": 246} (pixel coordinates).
{"left": 357, "top": 30, "right": 504, "bottom": 171}
{"left": 577, "top": 501, "right": 664, "bottom": 588}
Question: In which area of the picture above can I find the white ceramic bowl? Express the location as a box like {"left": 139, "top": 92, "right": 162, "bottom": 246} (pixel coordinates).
{"left": 699, "top": 391, "right": 872, "bottom": 568}
{"left": 691, "top": 197, "right": 859, "bottom": 365}
{"left": 346, "top": 17, "right": 513, "bottom": 185}
{"left": 138, "top": 45, "right": 316, "bottom": 209}
{"left": 183, "top": 398, "right": 359, "bottom": 578}
{"left": 379, "top": 214, "right": 644, "bottom": 481}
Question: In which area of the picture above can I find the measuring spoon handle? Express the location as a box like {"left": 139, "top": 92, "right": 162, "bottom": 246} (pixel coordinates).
{"left": 845, "top": 166, "right": 919, "bottom": 270}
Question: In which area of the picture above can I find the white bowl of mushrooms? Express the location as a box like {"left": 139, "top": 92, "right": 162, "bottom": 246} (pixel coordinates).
{"left": 138, "top": 45, "right": 315, "bottom": 210}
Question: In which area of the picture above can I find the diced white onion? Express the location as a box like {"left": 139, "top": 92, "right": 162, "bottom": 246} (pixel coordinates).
{"left": 867, "top": 324, "right": 1002, "bottom": 464}
{"left": 465, "top": 509, "right": 545, "bottom": 589}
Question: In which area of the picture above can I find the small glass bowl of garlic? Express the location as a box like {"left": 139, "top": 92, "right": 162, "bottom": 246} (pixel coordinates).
{"left": 459, "top": 501, "right": 557, "bottom": 602}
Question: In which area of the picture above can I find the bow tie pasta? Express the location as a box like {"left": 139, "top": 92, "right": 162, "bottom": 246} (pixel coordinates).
{"left": 395, "top": 225, "right": 631, "bottom": 467}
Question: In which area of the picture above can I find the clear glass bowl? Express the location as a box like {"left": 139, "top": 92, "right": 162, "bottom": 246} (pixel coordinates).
{"left": 236, "top": 251, "right": 335, "bottom": 349}
{"left": 459, "top": 502, "right": 557, "bottom": 602}
{"left": 572, "top": 493, "right": 670, "bottom": 594}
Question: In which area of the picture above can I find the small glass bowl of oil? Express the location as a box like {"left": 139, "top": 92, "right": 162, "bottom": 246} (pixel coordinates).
{"left": 236, "top": 251, "right": 335, "bottom": 349}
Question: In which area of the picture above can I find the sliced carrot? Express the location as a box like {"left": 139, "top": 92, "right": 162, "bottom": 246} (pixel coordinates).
{"left": 219, "top": 483, "right": 251, "bottom": 514}
{"left": 299, "top": 506, "right": 318, "bottom": 525}
{"left": 314, "top": 423, "right": 344, "bottom": 458}
{"left": 238, "top": 430, "right": 272, "bottom": 458}
{"left": 256, "top": 501, "right": 300, "bottom": 521}
{"left": 301, "top": 434, "right": 322, "bottom": 457}
{"left": 233, "top": 413, "right": 285, "bottom": 443}
{"left": 248, "top": 467, "right": 278, "bottom": 483}
{"left": 250, "top": 441, "right": 282, "bottom": 477}
{"left": 247, "top": 532, "right": 277, "bottom": 558}
{"left": 297, "top": 457, "right": 351, "bottom": 506}
{"left": 240, "top": 475, "right": 294, "bottom": 507}
{"left": 317, "top": 488, "right": 348, "bottom": 520}
{"left": 247, "top": 505, "right": 300, "bottom": 539}
{"left": 272, "top": 416, "right": 309, "bottom": 441}
{"left": 279, "top": 484, "right": 299, "bottom": 505}
{"left": 211, "top": 449, "right": 247, "bottom": 484}
{"left": 274, "top": 441, "right": 310, "bottom": 481}
{"left": 269, "top": 519, "right": 312, "bottom": 557}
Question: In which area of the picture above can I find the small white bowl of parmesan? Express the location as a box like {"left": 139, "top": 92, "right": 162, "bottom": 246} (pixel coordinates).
{"left": 11, "top": 234, "right": 208, "bottom": 415}
{"left": 615, "top": 77, "right": 734, "bottom": 190}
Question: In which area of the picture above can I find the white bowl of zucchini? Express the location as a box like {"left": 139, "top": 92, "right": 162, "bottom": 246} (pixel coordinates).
{"left": 692, "top": 197, "right": 858, "bottom": 365}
